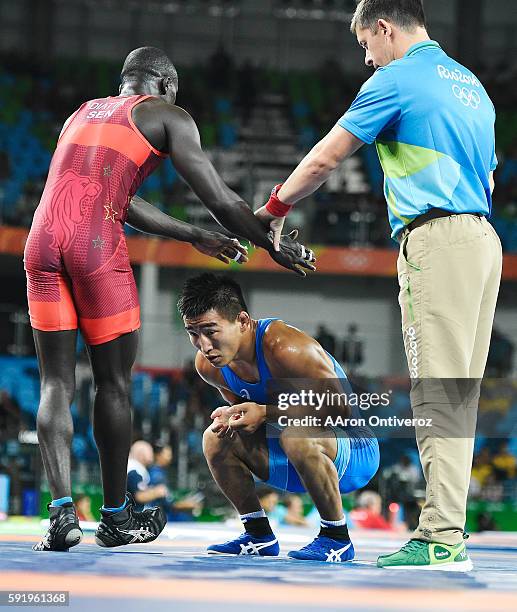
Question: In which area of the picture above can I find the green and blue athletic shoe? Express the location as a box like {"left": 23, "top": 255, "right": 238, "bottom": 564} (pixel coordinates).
{"left": 377, "top": 539, "right": 473, "bottom": 571}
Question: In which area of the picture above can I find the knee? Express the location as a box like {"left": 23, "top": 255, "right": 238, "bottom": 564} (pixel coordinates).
{"left": 40, "top": 378, "right": 75, "bottom": 406}
{"left": 95, "top": 374, "right": 130, "bottom": 398}
{"left": 202, "top": 426, "right": 226, "bottom": 463}
{"left": 279, "top": 428, "right": 317, "bottom": 464}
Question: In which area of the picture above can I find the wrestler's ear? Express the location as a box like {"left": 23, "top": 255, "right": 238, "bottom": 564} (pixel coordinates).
{"left": 157, "top": 77, "right": 167, "bottom": 95}
{"left": 159, "top": 76, "right": 174, "bottom": 96}
{"left": 237, "top": 311, "right": 250, "bottom": 331}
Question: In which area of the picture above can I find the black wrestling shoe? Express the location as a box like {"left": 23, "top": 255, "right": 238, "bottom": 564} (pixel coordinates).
{"left": 95, "top": 494, "right": 167, "bottom": 548}
{"left": 33, "top": 503, "right": 83, "bottom": 552}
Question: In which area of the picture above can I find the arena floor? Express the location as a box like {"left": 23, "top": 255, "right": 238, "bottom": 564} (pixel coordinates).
{"left": 1, "top": 522, "right": 517, "bottom": 611}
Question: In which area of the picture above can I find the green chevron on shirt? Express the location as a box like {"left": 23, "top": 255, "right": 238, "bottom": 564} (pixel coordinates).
{"left": 376, "top": 141, "right": 446, "bottom": 179}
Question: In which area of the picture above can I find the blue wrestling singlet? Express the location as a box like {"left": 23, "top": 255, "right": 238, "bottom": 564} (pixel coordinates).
{"left": 220, "top": 318, "right": 380, "bottom": 494}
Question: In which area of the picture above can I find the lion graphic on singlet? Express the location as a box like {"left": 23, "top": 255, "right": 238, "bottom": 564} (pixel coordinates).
{"left": 43, "top": 169, "right": 102, "bottom": 252}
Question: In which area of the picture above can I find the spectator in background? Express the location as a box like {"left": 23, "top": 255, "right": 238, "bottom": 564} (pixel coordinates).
{"left": 148, "top": 443, "right": 173, "bottom": 491}
{"left": 470, "top": 447, "right": 493, "bottom": 493}
{"left": 315, "top": 324, "right": 336, "bottom": 355}
{"left": 480, "top": 473, "right": 504, "bottom": 502}
{"left": 341, "top": 323, "right": 364, "bottom": 375}
{"left": 149, "top": 442, "right": 203, "bottom": 521}
{"left": 350, "top": 491, "right": 393, "bottom": 531}
{"left": 394, "top": 454, "right": 421, "bottom": 487}
{"left": 281, "top": 494, "right": 309, "bottom": 527}
{"left": 148, "top": 443, "right": 173, "bottom": 516}
{"left": 476, "top": 511, "right": 497, "bottom": 532}
{"left": 257, "top": 488, "right": 279, "bottom": 518}
{"left": 381, "top": 454, "right": 423, "bottom": 531}
{"left": 75, "top": 494, "right": 95, "bottom": 522}
{"left": 127, "top": 441, "right": 168, "bottom": 512}
{"left": 492, "top": 440, "right": 517, "bottom": 480}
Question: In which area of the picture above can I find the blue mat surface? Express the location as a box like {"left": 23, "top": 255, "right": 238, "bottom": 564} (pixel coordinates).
{"left": 1, "top": 524, "right": 517, "bottom": 611}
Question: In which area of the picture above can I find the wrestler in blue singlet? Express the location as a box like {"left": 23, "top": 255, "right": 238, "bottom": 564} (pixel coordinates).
{"left": 220, "top": 318, "right": 380, "bottom": 494}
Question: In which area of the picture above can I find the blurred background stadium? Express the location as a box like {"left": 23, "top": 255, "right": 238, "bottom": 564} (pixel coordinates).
{"left": 0, "top": 0, "right": 516, "bottom": 536}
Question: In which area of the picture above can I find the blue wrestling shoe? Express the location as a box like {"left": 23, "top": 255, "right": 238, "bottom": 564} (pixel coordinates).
{"left": 207, "top": 532, "right": 280, "bottom": 556}
{"left": 288, "top": 536, "right": 355, "bottom": 563}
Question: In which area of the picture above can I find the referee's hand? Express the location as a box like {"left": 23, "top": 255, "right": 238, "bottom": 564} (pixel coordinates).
{"left": 255, "top": 204, "right": 285, "bottom": 252}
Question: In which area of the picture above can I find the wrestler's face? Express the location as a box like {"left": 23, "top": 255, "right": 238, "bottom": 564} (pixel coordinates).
{"left": 185, "top": 309, "right": 249, "bottom": 367}
{"left": 356, "top": 21, "right": 395, "bottom": 69}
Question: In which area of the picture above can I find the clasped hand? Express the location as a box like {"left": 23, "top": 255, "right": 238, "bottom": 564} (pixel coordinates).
{"left": 210, "top": 402, "right": 267, "bottom": 438}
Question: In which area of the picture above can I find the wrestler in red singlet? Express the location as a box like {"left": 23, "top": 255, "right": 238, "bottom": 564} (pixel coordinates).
{"left": 24, "top": 94, "right": 166, "bottom": 345}
{"left": 29, "top": 47, "right": 317, "bottom": 554}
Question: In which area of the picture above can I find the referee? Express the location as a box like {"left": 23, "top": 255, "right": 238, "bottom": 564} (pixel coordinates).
{"left": 256, "top": 0, "right": 502, "bottom": 571}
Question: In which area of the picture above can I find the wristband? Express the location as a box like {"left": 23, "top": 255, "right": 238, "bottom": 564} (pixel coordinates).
{"left": 265, "top": 184, "right": 293, "bottom": 218}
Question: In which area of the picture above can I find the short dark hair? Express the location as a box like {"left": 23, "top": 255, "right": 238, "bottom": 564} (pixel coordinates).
{"left": 177, "top": 273, "right": 249, "bottom": 322}
{"left": 121, "top": 46, "right": 178, "bottom": 89}
{"left": 153, "top": 442, "right": 171, "bottom": 455}
{"left": 351, "top": 0, "right": 426, "bottom": 34}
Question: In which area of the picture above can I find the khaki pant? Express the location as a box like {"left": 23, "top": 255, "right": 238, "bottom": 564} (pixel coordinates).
{"left": 397, "top": 214, "right": 502, "bottom": 545}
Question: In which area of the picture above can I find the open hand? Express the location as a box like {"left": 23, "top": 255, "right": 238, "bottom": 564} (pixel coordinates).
{"left": 270, "top": 229, "right": 316, "bottom": 277}
{"left": 193, "top": 230, "right": 249, "bottom": 265}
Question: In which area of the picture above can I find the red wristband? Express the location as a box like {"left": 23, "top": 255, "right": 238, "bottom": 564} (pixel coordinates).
{"left": 265, "top": 184, "right": 293, "bottom": 218}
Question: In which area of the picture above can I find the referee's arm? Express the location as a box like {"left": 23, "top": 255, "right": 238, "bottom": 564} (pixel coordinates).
{"left": 277, "top": 125, "right": 364, "bottom": 205}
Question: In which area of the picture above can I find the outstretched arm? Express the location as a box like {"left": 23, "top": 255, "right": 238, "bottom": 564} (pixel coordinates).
{"left": 127, "top": 194, "right": 203, "bottom": 242}
{"left": 255, "top": 125, "right": 364, "bottom": 248}
{"left": 126, "top": 194, "right": 248, "bottom": 264}
{"left": 277, "top": 125, "right": 363, "bottom": 204}
{"left": 161, "top": 106, "right": 315, "bottom": 276}
{"left": 163, "top": 106, "right": 273, "bottom": 250}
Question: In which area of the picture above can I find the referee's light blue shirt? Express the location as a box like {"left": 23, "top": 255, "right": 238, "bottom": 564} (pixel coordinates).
{"left": 338, "top": 41, "right": 497, "bottom": 239}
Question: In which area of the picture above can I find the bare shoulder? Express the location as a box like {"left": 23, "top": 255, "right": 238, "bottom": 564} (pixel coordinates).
{"left": 263, "top": 320, "right": 331, "bottom": 376}
{"left": 262, "top": 320, "right": 311, "bottom": 355}
{"left": 147, "top": 101, "right": 195, "bottom": 126}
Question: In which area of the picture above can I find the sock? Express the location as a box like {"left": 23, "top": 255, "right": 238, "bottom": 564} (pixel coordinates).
{"left": 50, "top": 496, "right": 73, "bottom": 507}
{"left": 319, "top": 515, "right": 350, "bottom": 541}
{"left": 101, "top": 496, "right": 128, "bottom": 514}
{"left": 240, "top": 509, "right": 273, "bottom": 537}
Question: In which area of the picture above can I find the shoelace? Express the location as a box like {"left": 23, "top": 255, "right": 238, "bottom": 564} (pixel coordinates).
{"left": 120, "top": 505, "right": 155, "bottom": 527}
{"left": 220, "top": 533, "right": 252, "bottom": 545}
{"left": 299, "top": 537, "right": 321, "bottom": 552}
{"left": 134, "top": 509, "right": 158, "bottom": 528}
{"left": 131, "top": 509, "right": 155, "bottom": 526}
{"left": 300, "top": 536, "right": 350, "bottom": 552}
{"left": 399, "top": 540, "right": 425, "bottom": 554}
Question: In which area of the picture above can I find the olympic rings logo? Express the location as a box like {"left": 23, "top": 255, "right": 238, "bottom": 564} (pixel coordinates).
{"left": 452, "top": 84, "right": 481, "bottom": 109}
